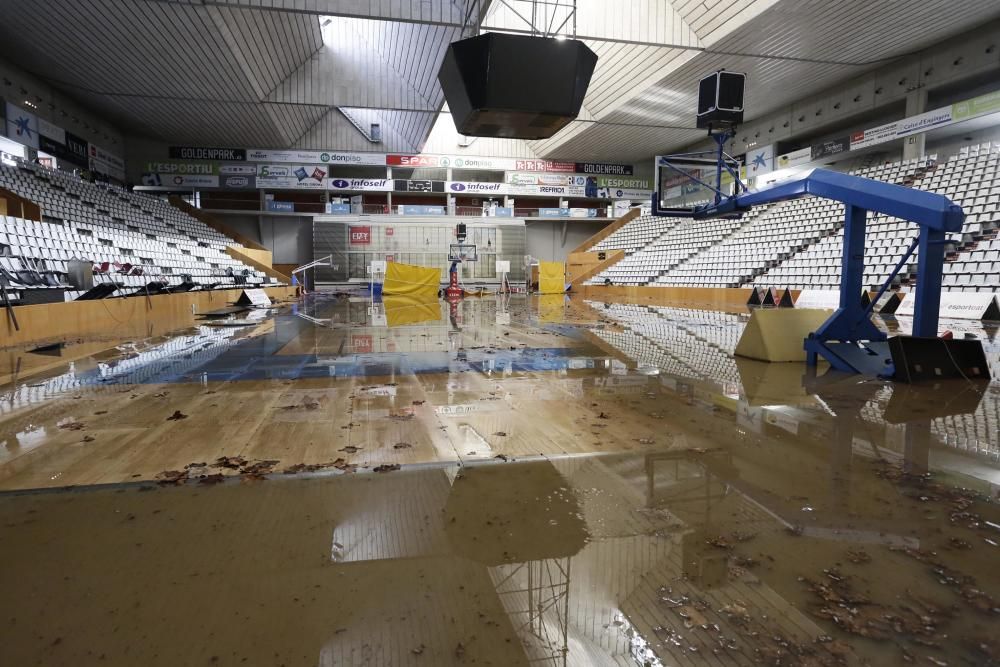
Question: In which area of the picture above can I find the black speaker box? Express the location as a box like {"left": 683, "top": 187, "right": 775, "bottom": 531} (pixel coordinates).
{"left": 438, "top": 33, "right": 597, "bottom": 140}
{"left": 696, "top": 71, "right": 746, "bottom": 130}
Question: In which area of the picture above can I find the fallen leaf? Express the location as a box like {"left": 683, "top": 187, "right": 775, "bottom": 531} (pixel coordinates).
{"left": 393, "top": 442, "right": 412, "bottom": 449}
{"left": 339, "top": 446, "right": 362, "bottom": 454}
{"left": 166, "top": 410, "right": 188, "bottom": 421}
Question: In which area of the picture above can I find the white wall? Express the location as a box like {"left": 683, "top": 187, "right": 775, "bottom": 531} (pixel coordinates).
{"left": 210, "top": 212, "right": 314, "bottom": 265}
{"left": 526, "top": 220, "right": 607, "bottom": 262}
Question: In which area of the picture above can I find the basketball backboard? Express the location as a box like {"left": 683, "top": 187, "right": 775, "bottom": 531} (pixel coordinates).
{"left": 449, "top": 244, "right": 478, "bottom": 262}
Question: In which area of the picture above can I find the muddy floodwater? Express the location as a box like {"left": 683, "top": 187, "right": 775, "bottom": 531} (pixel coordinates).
{"left": 1, "top": 293, "right": 998, "bottom": 666}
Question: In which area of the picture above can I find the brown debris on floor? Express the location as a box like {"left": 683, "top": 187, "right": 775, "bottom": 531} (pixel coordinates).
{"left": 393, "top": 442, "right": 412, "bottom": 449}
{"left": 281, "top": 459, "right": 357, "bottom": 475}
{"left": 845, "top": 549, "right": 871, "bottom": 564}
{"left": 212, "top": 456, "right": 247, "bottom": 470}
{"left": 198, "top": 473, "right": 225, "bottom": 485}
{"left": 59, "top": 421, "right": 86, "bottom": 431}
{"left": 155, "top": 470, "right": 188, "bottom": 486}
{"left": 891, "top": 546, "right": 1000, "bottom": 614}
{"left": 339, "top": 446, "right": 362, "bottom": 454}
{"left": 166, "top": 410, "right": 188, "bottom": 421}
{"left": 801, "top": 562, "right": 972, "bottom": 662}
{"left": 373, "top": 464, "right": 401, "bottom": 473}
{"left": 654, "top": 584, "right": 855, "bottom": 665}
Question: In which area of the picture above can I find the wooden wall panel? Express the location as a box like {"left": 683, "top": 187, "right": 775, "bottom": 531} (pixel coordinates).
{"left": 1, "top": 286, "right": 296, "bottom": 349}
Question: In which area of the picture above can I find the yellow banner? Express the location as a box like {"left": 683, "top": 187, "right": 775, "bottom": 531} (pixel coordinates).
{"left": 538, "top": 261, "right": 565, "bottom": 294}
{"left": 383, "top": 295, "right": 441, "bottom": 326}
{"left": 383, "top": 262, "right": 441, "bottom": 297}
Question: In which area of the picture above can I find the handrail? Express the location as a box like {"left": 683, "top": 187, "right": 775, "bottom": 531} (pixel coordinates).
{"left": 292, "top": 255, "right": 333, "bottom": 275}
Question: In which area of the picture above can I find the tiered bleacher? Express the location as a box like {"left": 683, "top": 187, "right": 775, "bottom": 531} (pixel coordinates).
{"left": 591, "top": 215, "right": 679, "bottom": 254}
{"left": 0, "top": 158, "right": 279, "bottom": 302}
{"left": 585, "top": 145, "right": 1000, "bottom": 294}
{"left": 588, "top": 207, "right": 771, "bottom": 286}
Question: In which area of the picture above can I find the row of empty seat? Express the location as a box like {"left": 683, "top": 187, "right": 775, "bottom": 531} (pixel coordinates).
{"left": 0, "top": 157, "right": 281, "bottom": 302}
{"left": 586, "top": 144, "right": 1000, "bottom": 294}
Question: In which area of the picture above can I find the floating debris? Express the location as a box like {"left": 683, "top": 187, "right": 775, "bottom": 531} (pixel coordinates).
{"left": 166, "top": 410, "right": 188, "bottom": 421}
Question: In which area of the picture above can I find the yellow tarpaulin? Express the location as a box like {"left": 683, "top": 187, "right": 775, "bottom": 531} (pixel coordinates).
{"left": 383, "top": 295, "right": 441, "bottom": 327}
{"left": 382, "top": 262, "right": 441, "bottom": 297}
{"left": 538, "top": 261, "right": 565, "bottom": 294}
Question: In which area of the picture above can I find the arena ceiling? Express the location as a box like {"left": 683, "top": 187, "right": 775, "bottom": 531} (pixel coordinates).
{"left": 0, "top": 0, "right": 998, "bottom": 163}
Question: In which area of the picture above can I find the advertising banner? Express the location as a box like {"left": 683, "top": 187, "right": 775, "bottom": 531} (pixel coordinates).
{"left": 399, "top": 205, "right": 446, "bottom": 215}
{"left": 952, "top": 91, "right": 1000, "bottom": 122}
{"left": 349, "top": 226, "right": 372, "bottom": 244}
{"left": 775, "top": 147, "right": 812, "bottom": 170}
{"left": 850, "top": 107, "right": 952, "bottom": 150}
{"left": 219, "top": 164, "right": 256, "bottom": 175}
{"left": 38, "top": 128, "right": 89, "bottom": 168}
{"left": 515, "top": 159, "right": 576, "bottom": 173}
{"left": 220, "top": 174, "right": 255, "bottom": 189}
{"left": 745, "top": 143, "right": 774, "bottom": 177}
{"left": 145, "top": 160, "right": 219, "bottom": 175}
{"left": 508, "top": 183, "right": 585, "bottom": 196}
{"left": 329, "top": 178, "right": 392, "bottom": 192}
{"left": 810, "top": 136, "right": 850, "bottom": 160}
{"left": 248, "top": 148, "right": 385, "bottom": 165}
{"left": 142, "top": 173, "right": 219, "bottom": 188}
{"left": 599, "top": 187, "right": 652, "bottom": 200}
{"left": 257, "top": 164, "right": 327, "bottom": 189}
{"left": 388, "top": 154, "right": 635, "bottom": 175}
{"left": 170, "top": 146, "right": 245, "bottom": 161}
{"left": 446, "top": 181, "right": 506, "bottom": 195}
{"left": 37, "top": 117, "right": 65, "bottom": 146}
{"left": 597, "top": 176, "right": 650, "bottom": 189}
{"left": 89, "top": 144, "right": 125, "bottom": 181}
{"left": 266, "top": 200, "right": 295, "bottom": 212}
{"left": 506, "top": 172, "right": 584, "bottom": 186}
{"left": 5, "top": 102, "right": 39, "bottom": 149}
{"left": 574, "top": 162, "right": 633, "bottom": 176}
{"left": 895, "top": 107, "right": 953, "bottom": 138}
{"left": 539, "top": 208, "right": 570, "bottom": 218}
{"left": 64, "top": 131, "right": 90, "bottom": 167}
{"left": 388, "top": 154, "right": 519, "bottom": 170}
{"left": 393, "top": 179, "right": 445, "bottom": 193}
{"left": 325, "top": 203, "right": 351, "bottom": 215}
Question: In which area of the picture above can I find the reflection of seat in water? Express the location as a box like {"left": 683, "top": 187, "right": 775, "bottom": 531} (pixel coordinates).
{"left": 382, "top": 295, "right": 442, "bottom": 327}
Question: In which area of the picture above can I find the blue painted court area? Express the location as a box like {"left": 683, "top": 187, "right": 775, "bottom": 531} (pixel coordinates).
{"left": 70, "top": 303, "right": 608, "bottom": 386}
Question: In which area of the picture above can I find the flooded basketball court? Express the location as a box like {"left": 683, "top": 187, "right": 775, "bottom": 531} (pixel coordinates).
{"left": 1, "top": 293, "right": 999, "bottom": 666}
